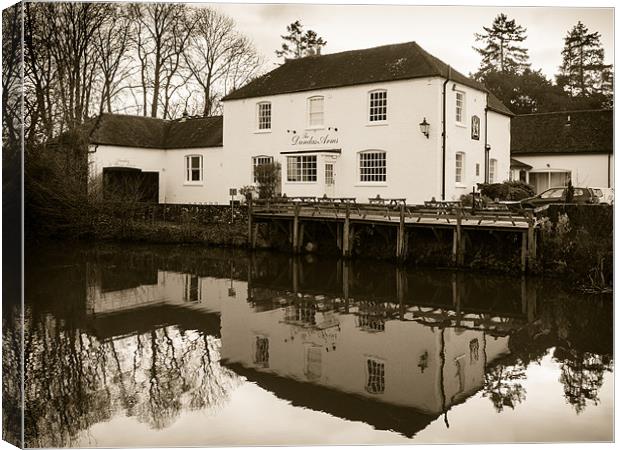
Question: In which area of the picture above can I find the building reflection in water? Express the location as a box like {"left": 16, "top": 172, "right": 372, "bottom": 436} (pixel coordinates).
{"left": 19, "top": 245, "right": 612, "bottom": 446}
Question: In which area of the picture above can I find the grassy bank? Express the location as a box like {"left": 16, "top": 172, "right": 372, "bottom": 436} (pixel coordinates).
{"left": 28, "top": 201, "right": 612, "bottom": 292}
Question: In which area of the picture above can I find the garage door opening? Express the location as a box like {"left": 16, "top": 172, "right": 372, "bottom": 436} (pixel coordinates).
{"left": 528, "top": 170, "right": 571, "bottom": 194}
{"left": 102, "top": 167, "right": 159, "bottom": 203}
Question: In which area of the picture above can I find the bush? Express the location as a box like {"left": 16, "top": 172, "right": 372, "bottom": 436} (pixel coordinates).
{"left": 478, "top": 181, "right": 535, "bottom": 201}
{"left": 255, "top": 162, "right": 281, "bottom": 199}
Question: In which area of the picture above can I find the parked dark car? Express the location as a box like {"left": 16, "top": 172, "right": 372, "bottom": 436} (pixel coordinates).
{"left": 520, "top": 186, "right": 599, "bottom": 208}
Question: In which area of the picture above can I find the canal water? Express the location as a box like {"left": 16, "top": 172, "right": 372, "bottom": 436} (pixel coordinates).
{"left": 13, "top": 242, "right": 613, "bottom": 447}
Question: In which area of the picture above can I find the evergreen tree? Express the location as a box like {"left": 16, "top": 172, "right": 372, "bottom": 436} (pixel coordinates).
{"left": 275, "top": 20, "right": 326, "bottom": 60}
{"left": 558, "top": 21, "right": 613, "bottom": 101}
{"left": 474, "top": 13, "right": 530, "bottom": 76}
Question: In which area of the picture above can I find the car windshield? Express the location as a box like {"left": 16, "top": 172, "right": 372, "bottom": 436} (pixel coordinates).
{"left": 540, "top": 188, "right": 564, "bottom": 199}
{"left": 593, "top": 189, "right": 603, "bottom": 196}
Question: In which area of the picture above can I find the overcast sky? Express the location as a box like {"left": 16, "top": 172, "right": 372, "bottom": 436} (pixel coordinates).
{"left": 205, "top": 2, "right": 613, "bottom": 81}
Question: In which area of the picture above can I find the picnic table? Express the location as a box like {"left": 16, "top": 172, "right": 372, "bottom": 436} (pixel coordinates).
{"left": 316, "top": 196, "right": 357, "bottom": 204}
{"left": 368, "top": 196, "right": 407, "bottom": 207}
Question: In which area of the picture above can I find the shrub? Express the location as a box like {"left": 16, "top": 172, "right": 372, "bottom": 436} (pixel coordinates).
{"left": 478, "top": 181, "right": 535, "bottom": 201}
{"left": 255, "top": 162, "right": 281, "bottom": 199}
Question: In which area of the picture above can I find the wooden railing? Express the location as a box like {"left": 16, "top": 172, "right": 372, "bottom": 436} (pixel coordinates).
{"left": 250, "top": 197, "right": 534, "bottom": 228}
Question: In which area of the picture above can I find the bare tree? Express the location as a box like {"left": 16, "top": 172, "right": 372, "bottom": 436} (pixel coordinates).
{"left": 94, "top": 5, "right": 134, "bottom": 114}
{"left": 184, "top": 7, "right": 262, "bottom": 117}
{"left": 129, "top": 3, "right": 193, "bottom": 118}
{"left": 2, "top": 4, "right": 22, "bottom": 150}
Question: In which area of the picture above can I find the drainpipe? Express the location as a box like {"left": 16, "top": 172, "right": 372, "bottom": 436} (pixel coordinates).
{"left": 484, "top": 99, "right": 489, "bottom": 183}
{"left": 442, "top": 67, "right": 451, "bottom": 200}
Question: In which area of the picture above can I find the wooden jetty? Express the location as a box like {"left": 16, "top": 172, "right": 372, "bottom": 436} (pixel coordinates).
{"left": 248, "top": 197, "right": 539, "bottom": 272}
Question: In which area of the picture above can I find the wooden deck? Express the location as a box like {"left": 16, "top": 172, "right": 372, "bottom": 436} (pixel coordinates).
{"left": 248, "top": 199, "right": 539, "bottom": 271}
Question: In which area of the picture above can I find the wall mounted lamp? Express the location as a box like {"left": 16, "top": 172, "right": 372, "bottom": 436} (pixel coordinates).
{"left": 419, "top": 118, "right": 430, "bottom": 139}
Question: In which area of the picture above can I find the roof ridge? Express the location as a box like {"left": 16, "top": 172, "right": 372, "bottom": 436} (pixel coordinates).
{"left": 288, "top": 40, "right": 420, "bottom": 62}
{"left": 412, "top": 42, "right": 449, "bottom": 78}
{"left": 100, "top": 112, "right": 171, "bottom": 122}
{"left": 516, "top": 109, "right": 612, "bottom": 116}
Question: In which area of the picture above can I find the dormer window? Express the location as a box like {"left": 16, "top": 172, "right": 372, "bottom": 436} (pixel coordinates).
{"left": 308, "top": 96, "right": 324, "bottom": 128}
{"left": 368, "top": 90, "right": 387, "bottom": 122}
{"left": 257, "top": 102, "right": 271, "bottom": 130}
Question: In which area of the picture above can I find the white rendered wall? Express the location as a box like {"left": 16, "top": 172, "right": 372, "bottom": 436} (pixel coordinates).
{"left": 514, "top": 153, "right": 613, "bottom": 190}
{"left": 222, "top": 78, "right": 445, "bottom": 204}
{"left": 89, "top": 144, "right": 228, "bottom": 204}
{"left": 443, "top": 83, "right": 488, "bottom": 201}
{"left": 487, "top": 111, "right": 512, "bottom": 184}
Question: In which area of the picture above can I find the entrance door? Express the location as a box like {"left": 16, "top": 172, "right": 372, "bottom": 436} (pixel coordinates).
{"left": 324, "top": 162, "right": 335, "bottom": 197}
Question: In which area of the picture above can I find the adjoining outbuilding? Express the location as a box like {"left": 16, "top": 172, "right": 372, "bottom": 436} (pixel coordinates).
{"left": 510, "top": 109, "right": 613, "bottom": 193}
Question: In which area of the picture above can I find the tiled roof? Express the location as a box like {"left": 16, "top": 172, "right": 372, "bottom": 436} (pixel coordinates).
{"left": 222, "top": 41, "right": 512, "bottom": 116}
{"left": 88, "top": 114, "right": 223, "bottom": 149}
{"left": 510, "top": 158, "right": 532, "bottom": 169}
{"left": 511, "top": 109, "right": 612, "bottom": 155}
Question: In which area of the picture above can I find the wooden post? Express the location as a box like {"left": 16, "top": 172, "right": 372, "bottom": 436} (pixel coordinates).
{"left": 452, "top": 273, "right": 461, "bottom": 327}
{"left": 520, "top": 231, "right": 527, "bottom": 273}
{"left": 299, "top": 222, "right": 305, "bottom": 252}
{"left": 456, "top": 209, "right": 464, "bottom": 266}
{"left": 452, "top": 208, "right": 463, "bottom": 266}
{"left": 343, "top": 205, "right": 351, "bottom": 258}
{"left": 396, "top": 266, "right": 407, "bottom": 320}
{"left": 343, "top": 260, "right": 350, "bottom": 313}
{"left": 336, "top": 223, "right": 343, "bottom": 250}
{"left": 292, "top": 203, "right": 300, "bottom": 253}
{"left": 396, "top": 204, "right": 406, "bottom": 261}
{"left": 247, "top": 197, "right": 253, "bottom": 246}
{"left": 252, "top": 223, "right": 259, "bottom": 249}
{"left": 527, "top": 221, "right": 537, "bottom": 270}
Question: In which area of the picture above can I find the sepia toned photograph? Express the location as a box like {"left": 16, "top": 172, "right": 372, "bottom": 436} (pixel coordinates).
{"left": 1, "top": 1, "right": 614, "bottom": 447}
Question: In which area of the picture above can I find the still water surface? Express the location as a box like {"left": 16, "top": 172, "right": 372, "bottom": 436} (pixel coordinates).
{"left": 15, "top": 243, "right": 613, "bottom": 446}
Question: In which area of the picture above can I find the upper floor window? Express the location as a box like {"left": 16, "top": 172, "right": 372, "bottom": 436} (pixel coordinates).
{"left": 287, "top": 155, "right": 317, "bottom": 182}
{"left": 455, "top": 91, "right": 465, "bottom": 124}
{"left": 368, "top": 90, "right": 387, "bottom": 122}
{"left": 252, "top": 155, "right": 274, "bottom": 183}
{"left": 489, "top": 158, "right": 498, "bottom": 183}
{"left": 308, "top": 96, "right": 324, "bottom": 128}
{"left": 257, "top": 102, "right": 271, "bottom": 130}
{"left": 455, "top": 152, "right": 465, "bottom": 183}
{"left": 359, "top": 150, "right": 386, "bottom": 183}
{"left": 366, "top": 358, "right": 385, "bottom": 394}
{"left": 185, "top": 155, "right": 203, "bottom": 183}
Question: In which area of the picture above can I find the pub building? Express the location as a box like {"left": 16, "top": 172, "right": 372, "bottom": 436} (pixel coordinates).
{"left": 87, "top": 41, "right": 513, "bottom": 205}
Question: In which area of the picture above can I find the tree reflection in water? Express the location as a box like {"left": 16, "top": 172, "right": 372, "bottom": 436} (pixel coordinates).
{"left": 18, "top": 243, "right": 613, "bottom": 445}
{"left": 22, "top": 309, "right": 240, "bottom": 447}
{"left": 483, "top": 363, "right": 527, "bottom": 412}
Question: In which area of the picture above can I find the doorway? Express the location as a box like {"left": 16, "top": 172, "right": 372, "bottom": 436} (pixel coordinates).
{"left": 324, "top": 162, "right": 335, "bottom": 197}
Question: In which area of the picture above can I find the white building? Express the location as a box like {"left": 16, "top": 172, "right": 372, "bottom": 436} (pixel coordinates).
{"left": 510, "top": 109, "right": 613, "bottom": 193}
{"left": 88, "top": 41, "right": 513, "bottom": 204}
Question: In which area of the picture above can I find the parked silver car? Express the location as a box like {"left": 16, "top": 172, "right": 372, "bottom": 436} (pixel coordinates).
{"left": 591, "top": 187, "right": 614, "bottom": 205}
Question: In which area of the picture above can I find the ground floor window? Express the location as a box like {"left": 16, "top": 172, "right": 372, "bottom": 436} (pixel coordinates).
{"left": 359, "top": 150, "right": 386, "bottom": 182}
{"left": 287, "top": 155, "right": 317, "bottom": 182}
{"left": 489, "top": 159, "right": 498, "bottom": 183}
{"left": 455, "top": 152, "right": 465, "bottom": 183}
{"left": 252, "top": 155, "right": 274, "bottom": 182}
{"left": 185, "top": 155, "right": 203, "bottom": 183}
{"left": 183, "top": 274, "right": 200, "bottom": 302}
{"left": 254, "top": 336, "right": 270, "bottom": 367}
